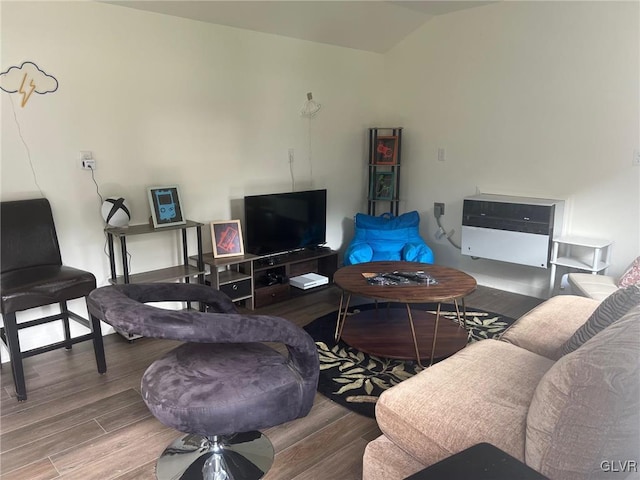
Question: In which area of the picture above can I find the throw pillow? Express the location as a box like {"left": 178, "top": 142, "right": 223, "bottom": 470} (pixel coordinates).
{"left": 526, "top": 309, "right": 639, "bottom": 478}
{"left": 560, "top": 284, "right": 640, "bottom": 356}
{"left": 618, "top": 256, "right": 640, "bottom": 288}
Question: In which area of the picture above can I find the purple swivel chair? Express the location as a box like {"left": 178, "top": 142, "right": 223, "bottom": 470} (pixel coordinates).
{"left": 88, "top": 283, "right": 319, "bottom": 480}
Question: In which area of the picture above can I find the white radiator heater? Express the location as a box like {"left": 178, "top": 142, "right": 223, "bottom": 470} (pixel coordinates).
{"left": 461, "top": 194, "right": 564, "bottom": 269}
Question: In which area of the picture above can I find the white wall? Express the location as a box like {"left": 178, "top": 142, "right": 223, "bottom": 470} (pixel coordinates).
{"left": 0, "top": 1, "right": 381, "bottom": 354}
{"left": 1, "top": 1, "right": 639, "bottom": 359}
{"left": 382, "top": 0, "right": 640, "bottom": 297}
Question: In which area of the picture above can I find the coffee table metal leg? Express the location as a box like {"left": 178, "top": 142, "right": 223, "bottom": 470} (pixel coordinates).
{"left": 453, "top": 299, "right": 462, "bottom": 328}
{"left": 334, "top": 292, "right": 352, "bottom": 341}
{"left": 428, "top": 303, "right": 442, "bottom": 367}
{"left": 404, "top": 304, "right": 424, "bottom": 368}
{"left": 461, "top": 297, "right": 468, "bottom": 331}
{"left": 452, "top": 298, "right": 470, "bottom": 332}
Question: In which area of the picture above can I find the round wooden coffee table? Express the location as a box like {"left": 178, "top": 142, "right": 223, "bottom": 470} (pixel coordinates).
{"left": 333, "top": 261, "right": 477, "bottom": 366}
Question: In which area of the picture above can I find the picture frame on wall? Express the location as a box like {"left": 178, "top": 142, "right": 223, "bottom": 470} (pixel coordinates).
{"left": 211, "top": 220, "right": 245, "bottom": 258}
{"left": 372, "top": 136, "right": 398, "bottom": 165}
{"left": 370, "top": 171, "right": 395, "bottom": 201}
{"left": 147, "top": 185, "right": 186, "bottom": 228}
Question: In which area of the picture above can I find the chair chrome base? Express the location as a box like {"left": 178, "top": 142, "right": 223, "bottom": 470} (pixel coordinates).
{"left": 156, "top": 432, "right": 274, "bottom": 480}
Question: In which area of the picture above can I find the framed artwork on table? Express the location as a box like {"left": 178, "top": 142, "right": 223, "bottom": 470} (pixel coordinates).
{"left": 211, "top": 220, "right": 245, "bottom": 258}
{"left": 370, "top": 171, "right": 395, "bottom": 201}
{"left": 372, "top": 136, "right": 398, "bottom": 165}
{"left": 147, "top": 185, "right": 186, "bottom": 228}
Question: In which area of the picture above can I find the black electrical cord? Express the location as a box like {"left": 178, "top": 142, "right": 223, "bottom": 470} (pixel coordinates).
{"left": 89, "top": 165, "right": 104, "bottom": 204}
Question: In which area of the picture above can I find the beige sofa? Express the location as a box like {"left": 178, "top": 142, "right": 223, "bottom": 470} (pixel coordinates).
{"left": 362, "top": 295, "right": 640, "bottom": 480}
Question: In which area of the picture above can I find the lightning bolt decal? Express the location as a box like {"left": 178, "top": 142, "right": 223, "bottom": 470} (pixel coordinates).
{"left": 18, "top": 72, "right": 36, "bottom": 108}
{"left": 1, "top": 62, "right": 58, "bottom": 108}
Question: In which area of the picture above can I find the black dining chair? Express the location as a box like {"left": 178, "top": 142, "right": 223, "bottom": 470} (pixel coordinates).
{"left": 0, "top": 198, "right": 107, "bottom": 401}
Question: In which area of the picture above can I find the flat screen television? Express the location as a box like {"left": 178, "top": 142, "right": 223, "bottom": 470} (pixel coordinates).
{"left": 244, "top": 189, "right": 327, "bottom": 256}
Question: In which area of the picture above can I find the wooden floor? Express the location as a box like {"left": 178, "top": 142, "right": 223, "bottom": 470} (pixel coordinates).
{"left": 0, "top": 285, "right": 543, "bottom": 479}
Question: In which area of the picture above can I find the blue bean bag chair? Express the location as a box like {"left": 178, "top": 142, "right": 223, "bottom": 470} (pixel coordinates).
{"left": 344, "top": 211, "right": 434, "bottom": 265}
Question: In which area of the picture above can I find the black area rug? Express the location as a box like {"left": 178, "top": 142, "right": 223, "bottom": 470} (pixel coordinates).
{"left": 303, "top": 303, "right": 515, "bottom": 418}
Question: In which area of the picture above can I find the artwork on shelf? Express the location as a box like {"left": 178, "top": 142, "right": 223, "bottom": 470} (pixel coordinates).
{"left": 147, "top": 185, "right": 186, "bottom": 228}
{"left": 372, "top": 136, "right": 398, "bottom": 165}
{"left": 211, "top": 220, "right": 245, "bottom": 258}
{"left": 371, "top": 171, "right": 395, "bottom": 201}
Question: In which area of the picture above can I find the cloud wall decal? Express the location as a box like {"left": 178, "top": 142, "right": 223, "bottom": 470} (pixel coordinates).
{"left": 0, "top": 61, "right": 59, "bottom": 107}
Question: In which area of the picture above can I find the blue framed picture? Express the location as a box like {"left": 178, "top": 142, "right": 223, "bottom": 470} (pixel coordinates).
{"left": 147, "top": 185, "right": 186, "bottom": 228}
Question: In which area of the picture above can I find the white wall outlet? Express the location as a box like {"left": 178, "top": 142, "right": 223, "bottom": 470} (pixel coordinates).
{"left": 437, "top": 147, "right": 446, "bottom": 162}
{"left": 80, "top": 151, "right": 95, "bottom": 170}
{"left": 82, "top": 159, "right": 96, "bottom": 170}
{"left": 633, "top": 149, "right": 640, "bottom": 167}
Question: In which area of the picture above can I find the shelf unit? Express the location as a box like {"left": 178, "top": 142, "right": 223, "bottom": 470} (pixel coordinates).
{"left": 368, "top": 127, "right": 402, "bottom": 216}
{"left": 549, "top": 235, "right": 613, "bottom": 295}
{"left": 198, "top": 253, "right": 257, "bottom": 309}
{"left": 105, "top": 220, "right": 205, "bottom": 339}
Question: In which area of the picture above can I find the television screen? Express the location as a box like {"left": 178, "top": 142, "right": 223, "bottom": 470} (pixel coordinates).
{"left": 244, "top": 189, "right": 327, "bottom": 256}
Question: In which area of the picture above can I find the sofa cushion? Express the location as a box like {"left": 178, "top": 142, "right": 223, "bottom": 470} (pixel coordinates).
{"left": 560, "top": 284, "right": 640, "bottom": 356}
{"left": 374, "top": 340, "right": 554, "bottom": 467}
{"left": 500, "top": 295, "right": 599, "bottom": 361}
{"left": 526, "top": 306, "right": 640, "bottom": 478}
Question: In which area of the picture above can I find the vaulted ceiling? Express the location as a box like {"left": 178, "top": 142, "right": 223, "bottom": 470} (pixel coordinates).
{"left": 102, "top": 1, "right": 495, "bottom": 53}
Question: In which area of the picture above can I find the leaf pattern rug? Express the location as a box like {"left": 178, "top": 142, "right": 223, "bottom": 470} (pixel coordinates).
{"left": 303, "top": 303, "right": 515, "bottom": 418}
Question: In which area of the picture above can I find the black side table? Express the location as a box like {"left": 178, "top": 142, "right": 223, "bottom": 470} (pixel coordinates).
{"left": 405, "top": 443, "right": 549, "bottom": 480}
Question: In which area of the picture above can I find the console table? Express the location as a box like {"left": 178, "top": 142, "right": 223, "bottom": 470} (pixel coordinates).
{"left": 105, "top": 220, "right": 205, "bottom": 339}
{"left": 106, "top": 220, "right": 205, "bottom": 284}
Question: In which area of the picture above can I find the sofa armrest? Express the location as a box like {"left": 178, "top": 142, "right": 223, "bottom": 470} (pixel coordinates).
{"left": 344, "top": 243, "right": 373, "bottom": 265}
{"left": 567, "top": 273, "right": 618, "bottom": 301}
{"left": 402, "top": 242, "right": 434, "bottom": 264}
{"left": 500, "top": 295, "right": 599, "bottom": 360}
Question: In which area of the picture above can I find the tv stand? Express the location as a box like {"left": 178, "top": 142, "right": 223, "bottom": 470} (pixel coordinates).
{"left": 253, "top": 249, "right": 338, "bottom": 308}
{"left": 305, "top": 245, "right": 331, "bottom": 252}
{"left": 255, "top": 257, "right": 278, "bottom": 267}
{"left": 192, "top": 248, "right": 339, "bottom": 309}
{"left": 254, "top": 253, "right": 288, "bottom": 268}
